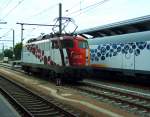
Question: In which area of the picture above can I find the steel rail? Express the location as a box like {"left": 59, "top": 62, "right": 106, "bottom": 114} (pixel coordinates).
{"left": 0, "top": 76, "right": 80, "bottom": 117}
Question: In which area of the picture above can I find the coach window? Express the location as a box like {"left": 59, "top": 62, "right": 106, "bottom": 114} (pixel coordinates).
{"left": 52, "top": 41, "right": 59, "bottom": 49}
{"left": 45, "top": 42, "right": 49, "bottom": 50}
{"left": 40, "top": 43, "right": 44, "bottom": 50}
{"left": 41, "top": 43, "right": 43, "bottom": 50}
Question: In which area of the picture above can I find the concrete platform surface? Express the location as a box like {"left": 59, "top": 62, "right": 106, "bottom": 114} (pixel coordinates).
{"left": 0, "top": 93, "right": 20, "bottom": 117}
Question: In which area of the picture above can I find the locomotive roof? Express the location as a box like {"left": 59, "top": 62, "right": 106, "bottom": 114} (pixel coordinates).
{"left": 77, "top": 15, "right": 150, "bottom": 38}
{"left": 26, "top": 33, "right": 76, "bottom": 43}
{"left": 25, "top": 33, "right": 86, "bottom": 45}
{"left": 88, "top": 30, "right": 150, "bottom": 45}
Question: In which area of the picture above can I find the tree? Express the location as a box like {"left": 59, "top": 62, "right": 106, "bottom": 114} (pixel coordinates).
{"left": 14, "top": 43, "right": 22, "bottom": 60}
{"left": 4, "top": 48, "right": 13, "bottom": 59}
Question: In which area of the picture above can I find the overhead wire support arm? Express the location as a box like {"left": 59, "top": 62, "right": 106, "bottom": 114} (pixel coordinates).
{"left": 16, "top": 22, "right": 58, "bottom": 62}
{"left": 16, "top": 22, "right": 58, "bottom": 27}
{"left": 0, "top": 22, "right": 7, "bottom": 24}
{"left": 16, "top": 22, "right": 59, "bottom": 42}
{"left": 0, "top": 40, "right": 13, "bottom": 41}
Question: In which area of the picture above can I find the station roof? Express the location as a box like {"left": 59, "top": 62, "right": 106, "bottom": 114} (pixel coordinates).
{"left": 77, "top": 15, "right": 150, "bottom": 38}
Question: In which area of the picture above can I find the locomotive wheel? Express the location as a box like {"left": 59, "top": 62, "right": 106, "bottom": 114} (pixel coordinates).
{"left": 56, "top": 78, "right": 62, "bottom": 86}
{"left": 26, "top": 67, "right": 31, "bottom": 75}
{"left": 56, "top": 73, "right": 62, "bottom": 86}
{"left": 50, "top": 71, "right": 55, "bottom": 81}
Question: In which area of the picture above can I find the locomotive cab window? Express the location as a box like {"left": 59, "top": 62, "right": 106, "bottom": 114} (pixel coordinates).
{"left": 78, "top": 40, "right": 88, "bottom": 48}
{"left": 52, "top": 40, "right": 73, "bottom": 49}
{"left": 61, "top": 40, "right": 73, "bottom": 48}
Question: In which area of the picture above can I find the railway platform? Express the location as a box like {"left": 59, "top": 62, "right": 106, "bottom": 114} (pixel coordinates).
{"left": 0, "top": 68, "right": 139, "bottom": 117}
{"left": 0, "top": 93, "right": 20, "bottom": 117}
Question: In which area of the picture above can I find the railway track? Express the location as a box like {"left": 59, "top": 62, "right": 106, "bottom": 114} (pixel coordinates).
{"left": 0, "top": 63, "right": 23, "bottom": 72}
{"left": 0, "top": 76, "right": 86, "bottom": 117}
{"left": 1, "top": 63, "right": 150, "bottom": 116}
{"left": 69, "top": 82, "right": 150, "bottom": 117}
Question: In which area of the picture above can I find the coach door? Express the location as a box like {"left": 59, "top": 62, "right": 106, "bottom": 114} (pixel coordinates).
{"left": 52, "top": 40, "right": 62, "bottom": 65}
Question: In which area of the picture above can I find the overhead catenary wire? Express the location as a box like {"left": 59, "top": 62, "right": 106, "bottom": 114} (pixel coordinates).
{"left": 0, "top": 0, "right": 13, "bottom": 14}
{"left": 20, "top": 3, "right": 58, "bottom": 37}
{"left": 65, "top": 0, "right": 84, "bottom": 12}
{"left": 67, "top": 0, "right": 110, "bottom": 16}
{"left": 0, "top": 0, "right": 10, "bottom": 9}
{"left": 0, "top": 0, "right": 25, "bottom": 21}
{"left": 0, "top": 29, "right": 12, "bottom": 38}
{"left": 23, "top": 27, "right": 38, "bottom": 40}
{"left": 65, "top": 0, "right": 110, "bottom": 17}
{"left": 26, "top": 3, "right": 58, "bottom": 18}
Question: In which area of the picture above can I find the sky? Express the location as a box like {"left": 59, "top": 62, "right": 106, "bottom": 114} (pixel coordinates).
{"left": 0, "top": 0, "right": 150, "bottom": 50}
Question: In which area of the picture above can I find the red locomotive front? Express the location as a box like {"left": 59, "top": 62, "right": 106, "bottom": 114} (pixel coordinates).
{"left": 65, "top": 36, "right": 90, "bottom": 66}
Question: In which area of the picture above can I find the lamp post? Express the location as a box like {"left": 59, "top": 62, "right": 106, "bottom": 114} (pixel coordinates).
{"left": 12, "top": 29, "right": 15, "bottom": 60}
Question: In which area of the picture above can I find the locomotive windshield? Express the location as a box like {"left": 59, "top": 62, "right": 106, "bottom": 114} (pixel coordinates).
{"left": 78, "top": 40, "right": 88, "bottom": 48}
{"left": 61, "top": 40, "right": 73, "bottom": 48}
{"left": 52, "top": 40, "right": 73, "bottom": 49}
